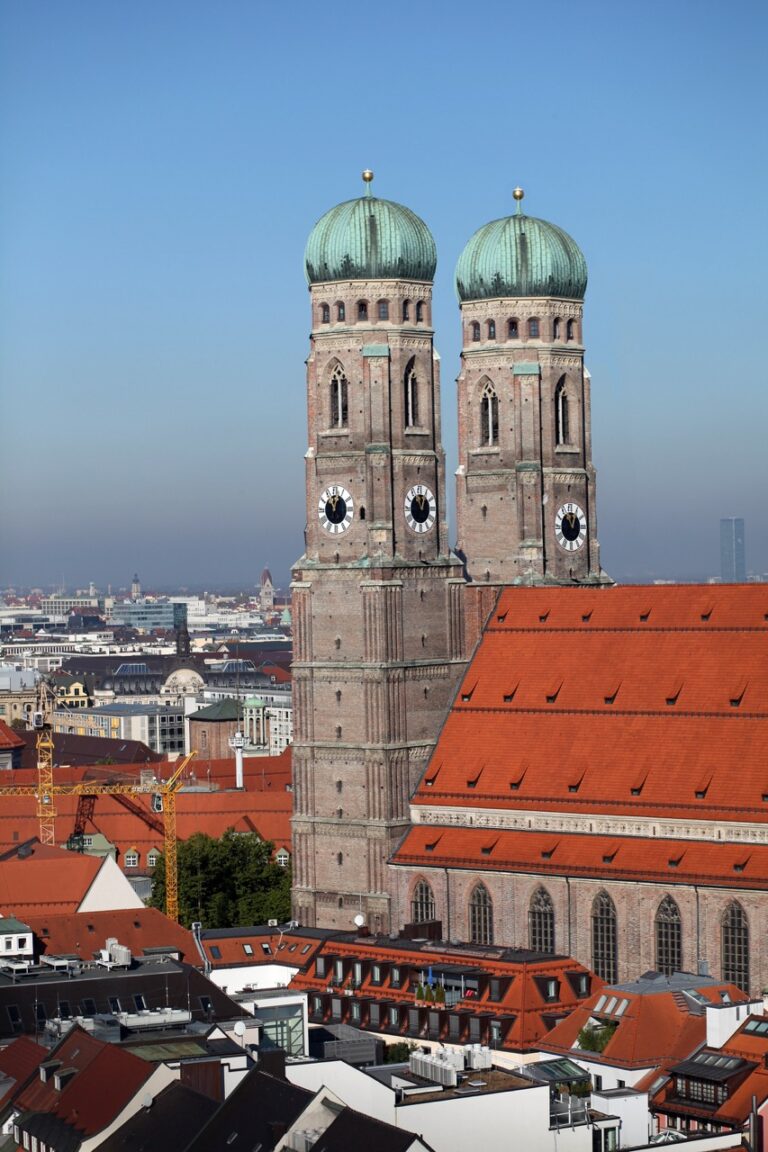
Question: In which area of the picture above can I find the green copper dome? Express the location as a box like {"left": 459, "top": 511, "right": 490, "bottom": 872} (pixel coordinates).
{"left": 455, "top": 212, "right": 587, "bottom": 302}
{"left": 305, "top": 193, "right": 437, "bottom": 285}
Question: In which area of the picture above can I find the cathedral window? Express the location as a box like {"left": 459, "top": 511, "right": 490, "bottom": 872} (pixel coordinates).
{"left": 404, "top": 357, "right": 419, "bottom": 428}
{"left": 336, "top": 301, "right": 345, "bottom": 321}
{"left": 411, "top": 879, "right": 435, "bottom": 923}
{"left": 416, "top": 301, "right": 424, "bottom": 322}
{"left": 508, "top": 318, "right": 519, "bottom": 339}
{"left": 320, "top": 303, "right": 330, "bottom": 324}
{"left": 487, "top": 319, "right": 496, "bottom": 340}
{"left": 378, "top": 299, "right": 389, "bottom": 321}
{"left": 553, "top": 317, "right": 561, "bottom": 340}
{"left": 471, "top": 322, "right": 481, "bottom": 342}
{"left": 567, "top": 318, "right": 576, "bottom": 341}
{"left": 591, "top": 891, "right": 618, "bottom": 984}
{"left": 555, "top": 378, "right": 570, "bottom": 445}
{"left": 480, "top": 382, "right": 499, "bottom": 446}
{"left": 330, "top": 365, "right": 349, "bottom": 428}
{"left": 655, "top": 895, "right": 682, "bottom": 976}
{"left": 358, "top": 300, "right": 368, "bottom": 321}
{"left": 528, "top": 317, "right": 540, "bottom": 338}
{"left": 403, "top": 300, "right": 410, "bottom": 321}
{"left": 469, "top": 883, "right": 493, "bottom": 945}
{"left": 529, "top": 887, "right": 555, "bottom": 953}
{"left": 722, "top": 901, "right": 749, "bottom": 991}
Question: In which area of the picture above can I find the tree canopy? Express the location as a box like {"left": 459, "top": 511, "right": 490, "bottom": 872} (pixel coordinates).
{"left": 150, "top": 829, "right": 291, "bottom": 929}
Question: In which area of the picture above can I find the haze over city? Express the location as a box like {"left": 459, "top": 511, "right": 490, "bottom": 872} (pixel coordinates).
{"left": 2, "top": 0, "right": 766, "bottom": 590}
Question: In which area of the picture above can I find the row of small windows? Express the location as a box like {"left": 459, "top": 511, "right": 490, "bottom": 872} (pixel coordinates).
{"left": 477, "top": 376, "right": 571, "bottom": 448}
{"left": 320, "top": 299, "right": 425, "bottom": 325}
{"left": 411, "top": 882, "right": 751, "bottom": 991}
{"left": 329, "top": 358, "right": 421, "bottom": 430}
{"left": 124, "top": 849, "right": 160, "bottom": 869}
{"left": 469, "top": 317, "right": 576, "bottom": 343}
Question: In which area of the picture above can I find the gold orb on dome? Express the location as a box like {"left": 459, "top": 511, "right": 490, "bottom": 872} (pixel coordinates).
{"left": 362, "top": 169, "right": 374, "bottom": 183}
{"left": 513, "top": 186, "right": 525, "bottom": 201}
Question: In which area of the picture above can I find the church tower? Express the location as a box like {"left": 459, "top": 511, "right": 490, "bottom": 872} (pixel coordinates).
{"left": 291, "top": 173, "right": 466, "bottom": 932}
{"left": 455, "top": 190, "right": 607, "bottom": 585}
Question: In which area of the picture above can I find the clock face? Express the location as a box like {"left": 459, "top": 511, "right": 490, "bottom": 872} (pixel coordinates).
{"left": 404, "top": 484, "right": 436, "bottom": 534}
{"left": 318, "top": 485, "right": 354, "bottom": 534}
{"left": 555, "top": 502, "right": 587, "bottom": 551}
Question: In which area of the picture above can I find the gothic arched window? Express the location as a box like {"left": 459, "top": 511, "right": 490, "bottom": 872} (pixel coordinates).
{"left": 471, "top": 322, "right": 481, "bottom": 342}
{"left": 553, "top": 317, "right": 561, "bottom": 340}
{"left": 508, "top": 318, "right": 519, "bottom": 339}
{"left": 320, "top": 303, "right": 330, "bottom": 324}
{"left": 415, "top": 301, "right": 424, "bottom": 322}
{"left": 529, "top": 887, "right": 555, "bottom": 953}
{"left": 336, "top": 301, "right": 345, "bottom": 322}
{"left": 555, "top": 377, "right": 570, "bottom": 446}
{"left": 487, "top": 319, "right": 496, "bottom": 340}
{"left": 591, "top": 891, "right": 618, "bottom": 984}
{"left": 528, "top": 317, "right": 540, "bottom": 338}
{"left": 411, "top": 879, "right": 435, "bottom": 923}
{"left": 402, "top": 300, "right": 410, "bottom": 321}
{"left": 404, "top": 357, "right": 419, "bottom": 428}
{"left": 566, "top": 318, "right": 575, "bottom": 341}
{"left": 330, "top": 364, "right": 348, "bottom": 429}
{"left": 480, "top": 382, "right": 499, "bottom": 447}
{"left": 722, "top": 901, "right": 749, "bottom": 991}
{"left": 377, "top": 299, "right": 389, "bottom": 320}
{"left": 357, "top": 300, "right": 368, "bottom": 321}
{"left": 469, "top": 883, "right": 493, "bottom": 945}
{"left": 655, "top": 895, "right": 682, "bottom": 976}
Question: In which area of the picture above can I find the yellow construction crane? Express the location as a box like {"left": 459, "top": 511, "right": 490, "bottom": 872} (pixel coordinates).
{"left": 0, "top": 681, "right": 197, "bottom": 921}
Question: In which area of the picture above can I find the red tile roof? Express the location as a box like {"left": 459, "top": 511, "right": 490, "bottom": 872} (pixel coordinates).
{"left": 0, "top": 845, "right": 105, "bottom": 917}
{"left": 406, "top": 586, "right": 768, "bottom": 829}
{"left": 0, "top": 720, "right": 25, "bottom": 751}
{"left": 202, "top": 928, "right": 324, "bottom": 969}
{"left": 23, "top": 907, "right": 196, "bottom": 963}
{"left": 0, "top": 1036, "right": 47, "bottom": 1109}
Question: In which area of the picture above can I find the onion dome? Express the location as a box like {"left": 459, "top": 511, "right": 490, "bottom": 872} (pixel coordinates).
{"left": 456, "top": 190, "right": 587, "bottom": 302}
{"left": 305, "top": 171, "right": 437, "bottom": 285}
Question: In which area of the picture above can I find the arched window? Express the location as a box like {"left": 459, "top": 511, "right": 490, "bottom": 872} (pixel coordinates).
{"left": 487, "top": 319, "right": 496, "bottom": 340}
{"left": 336, "top": 301, "right": 345, "bottom": 322}
{"left": 591, "top": 891, "right": 618, "bottom": 983}
{"left": 402, "top": 300, "right": 410, "bottom": 321}
{"left": 471, "top": 322, "right": 481, "bottom": 342}
{"left": 404, "top": 357, "right": 419, "bottom": 428}
{"left": 508, "top": 318, "right": 519, "bottom": 339}
{"left": 357, "top": 301, "right": 368, "bottom": 321}
{"left": 553, "top": 317, "right": 561, "bottom": 340}
{"left": 528, "top": 317, "right": 540, "bottom": 338}
{"left": 469, "top": 883, "right": 493, "bottom": 945}
{"left": 330, "top": 364, "right": 348, "bottom": 428}
{"left": 415, "top": 301, "right": 424, "bottom": 322}
{"left": 566, "top": 319, "right": 575, "bottom": 341}
{"left": 411, "top": 879, "right": 435, "bottom": 923}
{"left": 529, "top": 887, "right": 555, "bottom": 953}
{"left": 722, "top": 902, "right": 749, "bottom": 991}
{"left": 655, "top": 896, "right": 682, "bottom": 975}
{"left": 320, "top": 303, "right": 330, "bottom": 324}
{"left": 377, "top": 299, "right": 389, "bottom": 321}
{"left": 480, "top": 381, "right": 499, "bottom": 446}
{"left": 555, "top": 377, "right": 570, "bottom": 445}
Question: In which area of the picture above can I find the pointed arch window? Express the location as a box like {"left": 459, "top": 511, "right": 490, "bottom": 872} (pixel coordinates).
{"left": 330, "top": 365, "right": 349, "bottom": 429}
{"left": 402, "top": 300, "right": 411, "bottom": 321}
{"left": 508, "top": 318, "right": 519, "bottom": 339}
{"left": 377, "top": 299, "right": 389, "bottom": 320}
{"left": 357, "top": 301, "right": 368, "bottom": 321}
{"left": 487, "top": 319, "right": 496, "bottom": 340}
{"left": 655, "top": 896, "right": 682, "bottom": 976}
{"left": 480, "top": 382, "right": 499, "bottom": 446}
{"left": 320, "top": 303, "right": 330, "bottom": 324}
{"left": 469, "top": 883, "right": 493, "bottom": 944}
{"left": 555, "top": 377, "right": 570, "bottom": 446}
{"left": 404, "top": 357, "right": 419, "bottom": 428}
{"left": 411, "top": 879, "right": 435, "bottom": 923}
{"left": 722, "top": 902, "right": 749, "bottom": 991}
{"left": 336, "top": 302, "right": 345, "bottom": 322}
{"left": 470, "top": 322, "right": 481, "bottom": 342}
{"left": 416, "top": 301, "right": 424, "bottom": 322}
{"left": 529, "top": 887, "right": 555, "bottom": 953}
{"left": 528, "top": 317, "right": 540, "bottom": 338}
{"left": 591, "top": 891, "right": 618, "bottom": 983}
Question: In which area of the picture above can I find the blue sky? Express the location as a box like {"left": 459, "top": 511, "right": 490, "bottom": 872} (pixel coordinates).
{"left": 1, "top": 0, "right": 766, "bottom": 591}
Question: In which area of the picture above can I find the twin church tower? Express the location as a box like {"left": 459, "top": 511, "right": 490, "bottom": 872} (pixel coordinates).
{"left": 291, "top": 173, "right": 607, "bottom": 931}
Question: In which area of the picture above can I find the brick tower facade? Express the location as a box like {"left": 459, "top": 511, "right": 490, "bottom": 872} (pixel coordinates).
{"left": 291, "top": 177, "right": 466, "bottom": 932}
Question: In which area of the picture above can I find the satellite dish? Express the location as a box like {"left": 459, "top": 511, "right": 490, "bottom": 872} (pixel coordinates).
{"left": 233, "top": 1021, "right": 246, "bottom": 1036}
{"left": 353, "top": 913, "right": 365, "bottom": 928}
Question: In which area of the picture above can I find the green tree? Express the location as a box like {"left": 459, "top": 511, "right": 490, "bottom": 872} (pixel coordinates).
{"left": 150, "top": 829, "right": 291, "bottom": 929}
{"left": 576, "top": 1021, "right": 617, "bottom": 1053}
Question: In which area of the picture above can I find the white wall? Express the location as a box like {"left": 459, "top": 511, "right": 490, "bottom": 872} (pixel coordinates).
{"left": 706, "top": 1000, "right": 763, "bottom": 1049}
{"left": 78, "top": 854, "right": 144, "bottom": 912}
{"left": 208, "top": 962, "right": 298, "bottom": 994}
{"left": 592, "top": 1089, "right": 650, "bottom": 1148}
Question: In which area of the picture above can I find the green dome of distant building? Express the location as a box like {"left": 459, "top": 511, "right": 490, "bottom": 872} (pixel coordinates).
{"left": 305, "top": 174, "right": 437, "bottom": 285}
{"left": 455, "top": 201, "right": 587, "bottom": 302}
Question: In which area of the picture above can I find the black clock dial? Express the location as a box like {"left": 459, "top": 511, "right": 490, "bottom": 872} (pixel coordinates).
{"left": 560, "top": 511, "right": 581, "bottom": 541}
{"left": 325, "top": 494, "right": 347, "bottom": 524}
{"left": 409, "top": 494, "right": 431, "bottom": 523}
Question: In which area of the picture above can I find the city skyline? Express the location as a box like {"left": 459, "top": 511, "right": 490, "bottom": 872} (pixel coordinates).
{"left": 2, "top": 0, "right": 767, "bottom": 589}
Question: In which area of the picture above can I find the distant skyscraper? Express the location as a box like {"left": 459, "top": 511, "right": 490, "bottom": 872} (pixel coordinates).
{"left": 720, "top": 518, "right": 746, "bottom": 582}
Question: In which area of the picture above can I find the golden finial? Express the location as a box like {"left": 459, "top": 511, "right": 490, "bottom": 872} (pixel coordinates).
{"left": 362, "top": 169, "right": 374, "bottom": 197}
{"left": 513, "top": 186, "right": 524, "bottom": 214}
